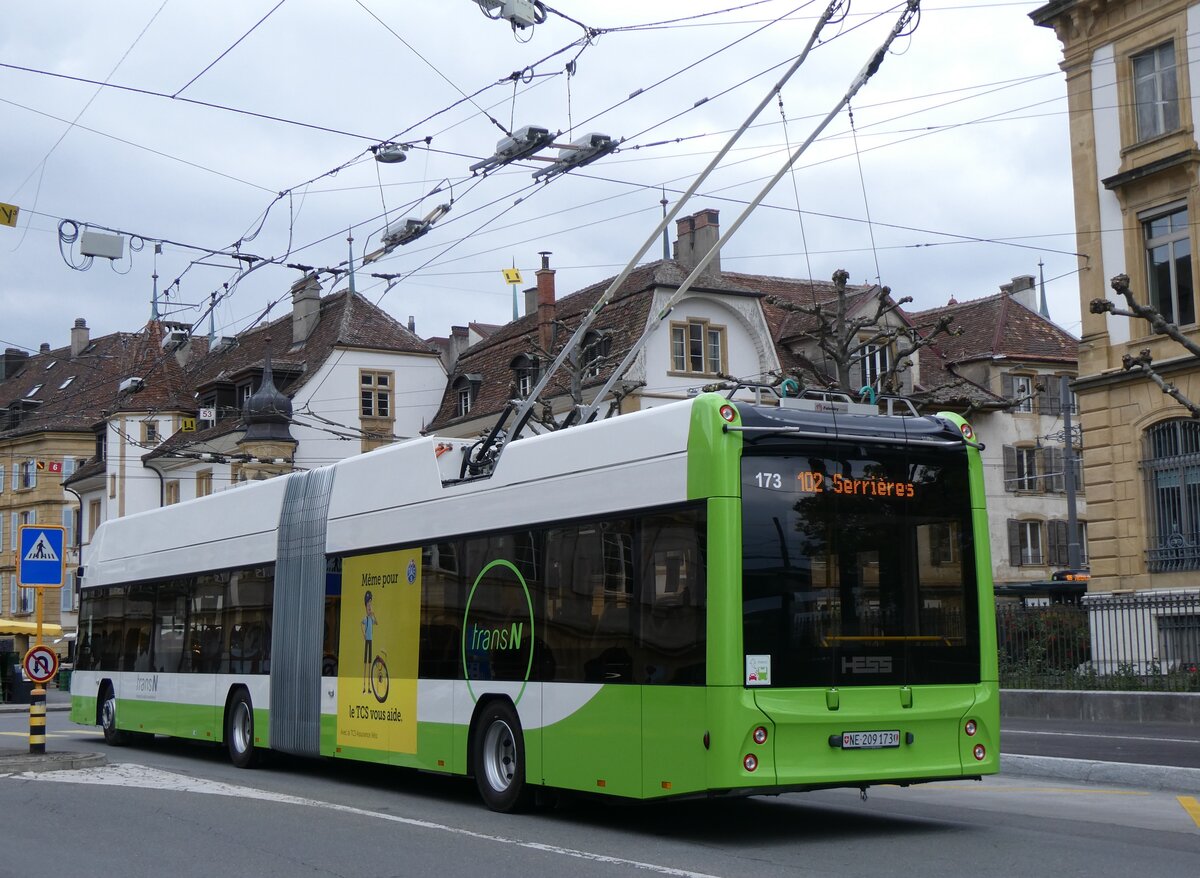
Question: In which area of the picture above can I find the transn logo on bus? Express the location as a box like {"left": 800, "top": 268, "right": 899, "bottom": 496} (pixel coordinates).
{"left": 842, "top": 656, "right": 893, "bottom": 674}
{"left": 468, "top": 621, "right": 524, "bottom": 651}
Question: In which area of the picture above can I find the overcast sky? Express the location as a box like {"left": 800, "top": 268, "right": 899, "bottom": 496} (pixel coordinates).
{"left": 1, "top": 1, "right": 1076, "bottom": 362}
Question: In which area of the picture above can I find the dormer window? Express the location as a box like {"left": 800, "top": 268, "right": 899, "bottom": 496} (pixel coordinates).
{"left": 581, "top": 330, "right": 611, "bottom": 379}
{"left": 454, "top": 374, "right": 482, "bottom": 417}
{"left": 510, "top": 354, "right": 538, "bottom": 399}
{"left": 25, "top": 384, "right": 42, "bottom": 397}
{"left": 58, "top": 376, "right": 76, "bottom": 390}
{"left": 669, "top": 319, "right": 725, "bottom": 376}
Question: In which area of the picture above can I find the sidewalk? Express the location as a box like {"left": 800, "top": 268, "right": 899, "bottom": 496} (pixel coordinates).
{"left": 0, "top": 684, "right": 72, "bottom": 714}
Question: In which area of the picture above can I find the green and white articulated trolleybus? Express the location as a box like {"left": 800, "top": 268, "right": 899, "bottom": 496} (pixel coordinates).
{"left": 71, "top": 392, "right": 998, "bottom": 811}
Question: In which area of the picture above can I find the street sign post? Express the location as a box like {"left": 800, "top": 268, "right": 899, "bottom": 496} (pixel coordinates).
{"left": 18, "top": 525, "right": 66, "bottom": 588}
{"left": 23, "top": 645, "right": 58, "bottom": 684}
{"left": 17, "top": 524, "right": 67, "bottom": 757}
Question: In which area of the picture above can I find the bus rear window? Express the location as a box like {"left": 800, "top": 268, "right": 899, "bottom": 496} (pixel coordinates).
{"left": 741, "top": 443, "right": 979, "bottom": 687}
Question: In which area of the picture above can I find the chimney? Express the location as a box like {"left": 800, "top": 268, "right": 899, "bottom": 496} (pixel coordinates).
{"left": 524, "top": 287, "right": 538, "bottom": 317}
{"left": 1001, "top": 274, "right": 1037, "bottom": 311}
{"left": 290, "top": 274, "right": 322, "bottom": 345}
{"left": 407, "top": 315, "right": 416, "bottom": 334}
{"left": 2, "top": 347, "right": 29, "bottom": 379}
{"left": 70, "top": 317, "right": 90, "bottom": 357}
{"left": 536, "top": 251, "right": 556, "bottom": 353}
{"left": 39, "top": 343, "right": 50, "bottom": 353}
{"left": 673, "top": 208, "right": 721, "bottom": 276}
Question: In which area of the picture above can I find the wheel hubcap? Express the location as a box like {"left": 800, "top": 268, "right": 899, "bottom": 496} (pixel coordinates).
{"left": 482, "top": 720, "right": 516, "bottom": 793}
{"left": 102, "top": 697, "right": 115, "bottom": 729}
{"left": 233, "top": 704, "right": 251, "bottom": 752}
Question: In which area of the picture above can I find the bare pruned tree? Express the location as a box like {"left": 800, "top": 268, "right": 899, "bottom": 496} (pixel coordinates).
{"left": 1091, "top": 274, "right": 1200, "bottom": 418}
{"left": 767, "top": 268, "right": 959, "bottom": 395}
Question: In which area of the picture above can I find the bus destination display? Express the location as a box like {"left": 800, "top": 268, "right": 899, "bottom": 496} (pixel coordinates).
{"left": 751, "top": 468, "right": 916, "bottom": 498}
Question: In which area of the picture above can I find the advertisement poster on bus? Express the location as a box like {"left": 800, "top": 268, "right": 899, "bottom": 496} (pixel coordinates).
{"left": 337, "top": 549, "right": 421, "bottom": 754}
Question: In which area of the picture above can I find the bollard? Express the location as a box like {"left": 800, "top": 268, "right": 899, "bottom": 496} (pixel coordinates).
{"left": 29, "top": 686, "right": 46, "bottom": 755}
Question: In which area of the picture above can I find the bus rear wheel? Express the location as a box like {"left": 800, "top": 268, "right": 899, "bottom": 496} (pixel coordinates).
{"left": 99, "top": 684, "right": 127, "bottom": 746}
{"left": 471, "top": 700, "right": 533, "bottom": 813}
{"left": 226, "top": 690, "right": 262, "bottom": 769}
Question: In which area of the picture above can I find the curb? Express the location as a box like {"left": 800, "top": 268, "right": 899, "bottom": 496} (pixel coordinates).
{"left": 1002, "top": 753, "right": 1200, "bottom": 792}
{"left": 0, "top": 750, "right": 107, "bottom": 774}
{"left": 0, "top": 704, "right": 70, "bottom": 715}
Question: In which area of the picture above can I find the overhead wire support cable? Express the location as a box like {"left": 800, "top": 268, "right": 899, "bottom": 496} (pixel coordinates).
{"left": 577, "top": 0, "right": 924, "bottom": 425}
{"left": 468, "top": 0, "right": 851, "bottom": 473}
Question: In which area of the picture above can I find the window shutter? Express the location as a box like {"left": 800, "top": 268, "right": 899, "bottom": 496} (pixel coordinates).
{"left": 1048, "top": 520, "right": 1062, "bottom": 566}
{"left": 1008, "top": 519, "right": 1022, "bottom": 566}
{"left": 1074, "top": 457, "right": 1084, "bottom": 494}
{"left": 1042, "top": 378, "right": 1062, "bottom": 416}
{"left": 1046, "top": 447, "right": 1062, "bottom": 493}
{"left": 1002, "top": 373, "right": 1015, "bottom": 399}
{"left": 1003, "top": 446, "right": 1017, "bottom": 492}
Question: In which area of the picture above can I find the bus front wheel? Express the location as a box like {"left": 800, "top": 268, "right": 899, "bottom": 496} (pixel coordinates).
{"left": 99, "top": 684, "right": 127, "bottom": 746}
{"left": 226, "top": 690, "right": 262, "bottom": 769}
{"left": 471, "top": 700, "right": 533, "bottom": 813}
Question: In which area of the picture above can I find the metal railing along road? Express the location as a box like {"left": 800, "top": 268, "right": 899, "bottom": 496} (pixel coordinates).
{"left": 997, "top": 591, "right": 1200, "bottom": 691}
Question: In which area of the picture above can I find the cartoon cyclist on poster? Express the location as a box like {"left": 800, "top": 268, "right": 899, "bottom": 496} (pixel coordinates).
{"left": 361, "top": 590, "right": 378, "bottom": 693}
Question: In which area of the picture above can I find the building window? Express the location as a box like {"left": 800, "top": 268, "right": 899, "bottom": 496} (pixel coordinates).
{"left": 165, "top": 480, "right": 181, "bottom": 506}
{"left": 25, "top": 384, "right": 42, "bottom": 398}
{"left": 1003, "top": 445, "right": 1041, "bottom": 492}
{"left": 88, "top": 500, "right": 102, "bottom": 540}
{"left": 0, "top": 465, "right": 5, "bottom": 494}
{"left": 1143, "top": 419, "right": 1200, "bottom": 572}
{"left": 196, "top": 470, "right": 213, "bottom": 498}
{"left": 929, "top": 521, "right": 959, "bottom": 566}
{"left": 1047, "top": 519, "right": 1087, "bottom": 568}
{"left": 453, "top": 374, "right": 482, "bottom": 419}
{"left": 142, "top": 420, "right": 159, "bottom": 444}
{"left": 17, "top": 459, "right": 36, "bottom": 489}
{"left": 59, "top": 375, "right": 76, "bottom": 389}
{"left": 510, "top": 355, "right": 538, "bottom": 399}
{"left": 1002, "top": 373, "right": 1036, "bottom": 413}
{"left": 360, "top": 370, "right": 393, "bottom": 418}
{"left": 581, "top": 331, "right": 611, "bottom": 379}
{"left": 670, "top": 319, "right": 725, "bottom": 376}
{"left": 858, "top": 341, "right": 891, "bottom": 390}
{"left": 61, "top": 570, "right": 77, "bottom": 613}
{"left": 1008, "top": 519, "right": 1044, "bottom": 567}
{"left": 1144, "top": 205, "right": 1194, "bottom": 326}
{"left": 109, "top": 474, "right": 116, "bottom": 499}
{"left": 1133, "top": 41, "right": 1179, "bottom": 142}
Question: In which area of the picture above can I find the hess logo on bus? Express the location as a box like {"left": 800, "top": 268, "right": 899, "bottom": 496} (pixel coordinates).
{"left": 842, "top": 656, "right": 893, "bottom": 674}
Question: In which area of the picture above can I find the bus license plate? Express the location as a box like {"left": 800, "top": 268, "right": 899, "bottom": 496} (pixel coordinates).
{"left": 842, "top": 730, "right": 900, "bottom": 749}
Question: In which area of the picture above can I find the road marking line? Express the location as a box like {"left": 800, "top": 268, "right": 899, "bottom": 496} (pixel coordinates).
{"left": 1179, "top": 796, "right": 1200, "bottom": 829}
{"left": 1004, "top": 729, "right": 1200, "bottom": 745}
{"left": 14, "top": 764, "right": 721, "bottom": 878}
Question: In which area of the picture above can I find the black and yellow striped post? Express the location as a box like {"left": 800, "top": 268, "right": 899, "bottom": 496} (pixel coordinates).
{"left": 29, "top": 685, "right": 47, "bottom": 755}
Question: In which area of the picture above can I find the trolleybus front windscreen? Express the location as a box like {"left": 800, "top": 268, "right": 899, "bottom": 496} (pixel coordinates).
{"left": 741, "top": 441, "right": 980, "bottom": 687}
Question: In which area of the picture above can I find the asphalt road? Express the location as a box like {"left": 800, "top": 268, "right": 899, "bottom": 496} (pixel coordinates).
{"left": 1001, "top": 717, "right": 1200, "bottom": 768}
{"left": 1, "top": 707, "right": 1198, "bottom": 878}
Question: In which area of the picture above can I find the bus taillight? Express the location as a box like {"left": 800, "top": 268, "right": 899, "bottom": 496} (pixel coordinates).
{"left": 743, "top": 754, "right": 758, "bottom": 772}
{"left": 973, "top": 744, "right": 986, "bottom": 761}
{"left": 719, "top": 404, "right": 737, "bottom": 422}
{"left": 964, "top": 720, "right": 977, "bottom": 737}
{"left": 753, "top": 726, "right": 768, "bottom": 745}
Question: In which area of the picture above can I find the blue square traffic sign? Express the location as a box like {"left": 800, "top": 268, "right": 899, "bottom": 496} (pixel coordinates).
{"left": 18, "top": 525, "right": 66, "bottom": 587}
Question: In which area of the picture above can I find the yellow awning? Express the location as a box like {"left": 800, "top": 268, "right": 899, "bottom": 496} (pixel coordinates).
{"left": 0, "top": 618, "right": 64, "bottom": 637}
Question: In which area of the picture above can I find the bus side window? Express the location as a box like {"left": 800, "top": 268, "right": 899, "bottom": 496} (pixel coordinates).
{"left": 638, "top": 510, "right": 707, "bottom": 685}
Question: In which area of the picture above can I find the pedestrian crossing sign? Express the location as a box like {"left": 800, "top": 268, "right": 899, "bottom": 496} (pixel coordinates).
{"left": 18, "top": 525, "right": 66, "bottom": 588}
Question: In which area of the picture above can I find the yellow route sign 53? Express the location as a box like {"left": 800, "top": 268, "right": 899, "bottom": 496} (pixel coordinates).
{"left": 0, "top": 202, "right": 19, "bottom": 228}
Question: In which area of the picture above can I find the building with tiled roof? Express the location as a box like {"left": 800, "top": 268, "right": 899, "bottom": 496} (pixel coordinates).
{"left": 911, "top": 280, "right": 1085, "bottom": 591}
{"left": 1, "top": 279, "right": 446, "bottom": 652}
{"left": 429, "top": 209, "right": 1082, "bottom": 594}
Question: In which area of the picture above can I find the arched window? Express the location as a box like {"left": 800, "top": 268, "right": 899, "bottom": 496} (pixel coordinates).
{"left": 1143, "top": 419, "right": 1200, "bottom": 571}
